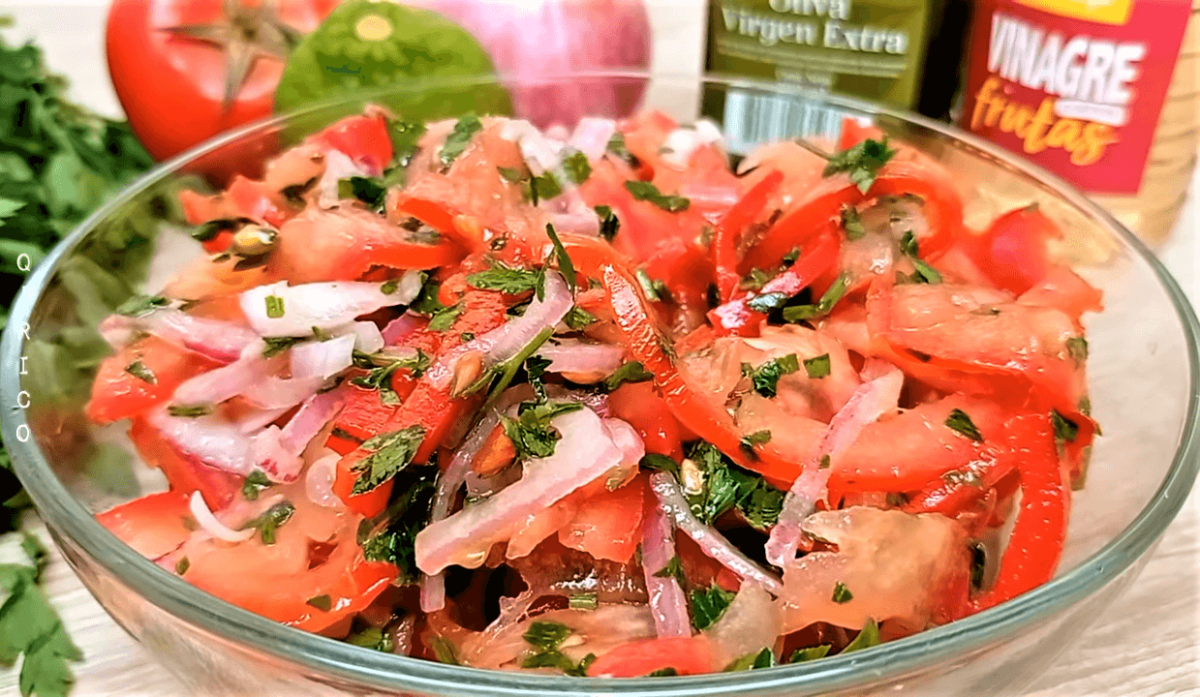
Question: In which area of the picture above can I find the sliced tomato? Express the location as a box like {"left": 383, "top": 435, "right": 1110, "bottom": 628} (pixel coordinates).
{"left": 617, "top": 110, "right": 677, "bottom": 178}
{"left": 87, "top": 335, "right": 222, "bottom": 425}
{"left": 608, "top": 382, "right": 683, "bottom": 461}
{"left": 966, "top": 204, "right": 1062, "bottom": 296}
{"left": 588, "top": 636, "right": 720, "bottom": 677}
{"left": 307, "top": 114, "right": 393, "bottom": 176}
{"left": 128, "top": 417, "right": 243, "bottom": 510}
{"left": 1017, "top": 264, "right": 1104, "bottom": 326}
{"left": 829, "top": 394, "right": 1007, "bottom": 493}
{"left": 558, "top": 476, "right": 648, "bottom": 564}
{"left": 838, "top": 118, "right": 886, "bottom": 150}
{"left": 97, "top": 491, "right": 193, "bottom": 560}
{"left": 268, "top": 206, "right": 465, "bottom": 284}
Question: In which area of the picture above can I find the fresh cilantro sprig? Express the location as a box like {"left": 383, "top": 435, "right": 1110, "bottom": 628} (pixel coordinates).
{"left": 682, "top": 443, "right": 785, "bottom": 530}
{"left": 741, "top": 354, "right": 800, "bottom": 398}
{"left": 351, "top": 426, "right": 427, "bottom": 494}
{"left": 502, "top": 401, "right": 584, "bottom": 460}
{"left": 623, "top": 181, "right": 690, "bottom": 212}
{"left": 821, "top": 138, "right": 896, "bottom": 193}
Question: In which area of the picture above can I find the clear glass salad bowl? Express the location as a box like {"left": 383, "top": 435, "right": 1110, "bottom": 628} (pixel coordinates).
{"left": 2, "top": 73, "right": 1198, "bottom": 697}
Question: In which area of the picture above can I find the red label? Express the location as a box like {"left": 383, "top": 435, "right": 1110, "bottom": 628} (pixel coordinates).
{"left": 959, "top": 0, "right": 1192, "bottom": 194}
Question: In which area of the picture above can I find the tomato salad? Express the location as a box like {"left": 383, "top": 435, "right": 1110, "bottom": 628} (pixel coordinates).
{"left": 89, "top": 109, "right": 1101, "bottom": 675}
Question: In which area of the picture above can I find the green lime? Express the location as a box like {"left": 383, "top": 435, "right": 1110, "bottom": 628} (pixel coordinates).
{"left": 275, "top": 0, "right": 512, "bottom": 131}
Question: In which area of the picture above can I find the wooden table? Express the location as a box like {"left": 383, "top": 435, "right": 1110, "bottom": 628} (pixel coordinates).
{"left": 2, "top": 2, "right": 1199, "bottom": 695}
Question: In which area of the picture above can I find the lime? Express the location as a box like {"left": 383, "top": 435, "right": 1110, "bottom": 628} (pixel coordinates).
{"left": 275, "top": 0, "right": 512, "bottom": 130}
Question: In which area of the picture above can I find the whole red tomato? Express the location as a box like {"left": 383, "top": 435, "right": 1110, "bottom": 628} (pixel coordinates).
{"left": 106, "top": 0, "right": 338, "bottom": 163}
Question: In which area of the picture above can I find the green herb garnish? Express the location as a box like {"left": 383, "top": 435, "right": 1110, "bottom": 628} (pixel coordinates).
{"left": 439, "top": 114, "right": 482, "bottom": 167}
{"left": 725, "top": 648, "right": 776, "bottom": 672}
{"left": 945, "top": 408, "right": 983, "bottom": 442}
{"left": 337, "top": 176, "right": 387, "bottom": 210}
{"left": 832, "top": 582, "right": 854, "bottom": 604}
{"left": 124, "top": 360, "right": 156, "bottom": 384}
{"left": 241, "top": 470, "right": 272, "bottom": 501}
{"left": 264, "top": 294, "right": 285, "bottom": 318}
{"left": 562, "top": 151, "right": 592, "bottom": 185}
{"left": 167, "top": 403, "right": 213, "bottom": 418}
{"left": 803, "top": 354, "right": 831, "bottom": 379}
{"left": 564, "top": 306, "right": 597, "bottom": 330}
{"left": 544, "top": 223, "right": 576, "bottom": 291}
{"left": 605, "top": 361, "right": 653, "bottom": 391}
{"left": 466, "top": 261, "right": 545, "bottom": 298}
{"left": 305, "top": 594, "right": 331, "bottom": 612}
{"left": 782, "top": 274, "right": 849, "bottom": 323}
{"left": 822, "top": 138, "right": 896, "bottom": 193}
{"left": 841, "top": 206, "right": 866, "bottom": 240}
{"left": 841, "top": 618, "right": 881, "bottom": 654}
{"left": 241, "top": 501, "right": 295, "bottom": 545}
{"left": 351, "top": 426, "right": 426, "bottom": 494}
{"left": 623, "top": 180, "right": 690, "bottom": 212}
{"left": 595, "top": 205, "right": 620, "bottom": 241}
{"left": 789, "top": 645, "right": 832, "bottom": 663}
{"left": 501, "top": 401, "right": 584, "bottom": 460}
{"left": 741, "top": 354, "right": 800, "bottom": 397}
{"left": 690, "top": 585, "right": 735, "bottom": 630}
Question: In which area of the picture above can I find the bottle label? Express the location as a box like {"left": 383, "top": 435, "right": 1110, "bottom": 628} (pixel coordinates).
{"left": 705, "top": 0, "right": 934, "bottom": 110}
{"left": 959, "top": 0, "right": 1191, "bottom": 194}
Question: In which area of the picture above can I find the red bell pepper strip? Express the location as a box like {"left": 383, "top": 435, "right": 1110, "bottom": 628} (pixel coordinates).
{"left": 604, "top": 266, "right": 802, "bottom": 488}
{"left": 708, "top": 225, "right": 842, "bottom": 337}
{"left": 712, "top": 170, "right": 784, "bottom": 301}
{"left": 967, "top": 412, "right": 1068, "bottom": 614}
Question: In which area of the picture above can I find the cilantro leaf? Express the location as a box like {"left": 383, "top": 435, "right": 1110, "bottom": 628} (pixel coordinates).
{"left": 653, "top": 555, "right": 686, "bottom": 586}
{"left": 387, "top": 119, "right": 427, "bottom": 171}
{"left": 1051, "top": 410, "right": 1079, "bottom": 443}
{"left": 741, "top": 354, "right": 800, "bottom": 397}
{"left": 544, "top": 224, "right": 576, "bottom": 291}
{"left": 841, "top": 618, "right": 881, "bottom": 654}
{"left": 429, "top": 636, "right": 460, "bottom": 664}
{"left": 782, "top": 274, "right": 849, "bottom": 323}
{"left": 747, "top": 291, "right": 789, "bottom": 313}
{"left": 563, "top": 306, "right": 597, "bottom": 331}
{"left": 352, "top": 426, "right": 427, "bottom": 494}
{"left": 595, "top": 205, "right": 620, "bottom": 241}
{"left": 725, "top": 647, "right": 776, "bottom": 672}
{"left": 240, "top": 501, "right": 294, "bottom": 545}
{"left": 841, "top": 206, "right": 866, "bottom": 240}
{"left": 337, "top": 176, "right": 387, "bottom": 210}
{"left": 822, "top": 138, "right": 896, "bottom": 193}
{"left": 261, "top": 336, "right": 306, "bottom": 358}
{"left": 114, "top": 294, "right": 169, "bottom": 318}
{"left": 832, "top": 581, "right": 854, "bottom": 604}
{"left": 562, "top": 151, "right": 592, "bottom": 185}
{"left": 789, "top": 645, "right": 832, "bottom": 663}
{"left": 604, "top": 361, "right": 653, "bottom": 391}
{"left": 466, "top": 262, "right": 545, "bottom": 297}
{"left": 502, "top": 401, "right": 584, "bottom": 460}
{"left": 690, "top": 585, "right": 735, "bottom": 630}
{"left": 623, "top": 181, "right": 690, "bottom": 212}
{"left": 898, "top": 231, "right": 942, "bottom": 284}
{"left": 803, "top": 353, "right": 831, "bottom": 379}
{"left": 124, "top": 360, "right": 156, "bottom": 384}
{"left": 241, "top": 470, "right": 272, "bottom": 501}
{"left": 530, "top": 173, "right": 563, "bottom": 203}
{"left": 439, "top": 114, "right": 482, "bottom": 167}
{"left": 1066, "top": 336, "right": 1088, "bottom": 365}
{"left": 945, "top": 409, "right": 983, "bottom": 442}
{"left": 350, "top": 349, "right": 431, "bottom": 405}
{"left": 428, "top": 303, "right": 463, "bottom": 332}
{"left": 358, "top": 470, "right": 435, "bottom": 582}
{"left": 346, "top": 626, "right": 395, "bottom": 653}
{"left": 523, "top": 621, "right": 572, "bottom": 652}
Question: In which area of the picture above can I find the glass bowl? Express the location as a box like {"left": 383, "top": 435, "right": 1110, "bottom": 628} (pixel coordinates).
{"left": 2, "top": 73, "right": 1198, "bottom": 697}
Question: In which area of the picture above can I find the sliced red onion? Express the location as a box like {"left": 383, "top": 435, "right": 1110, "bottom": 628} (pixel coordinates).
{"left": 502, "top": 119, "right": 562, "bottom": 175}
{"left": 189, "top": 491, "right": 254, "bottom": 543}
{"left": 415, "top": 405, "right": 625, "bottom": 575}
{"left": 279, "top": 389, "right": 346, "bottom": 461}
{"left": 249, "top": 425, "right": 302, "bottom": 481}
{"left": 237, "top": 407, "right": 291, "bottom": 434}
{"left": 649, "top": 472, "right": 783, "bottom": 596}
{"left": 316, "top": 149, "right": 369, "bottom": 207}
{"left": 149, "top": 410, "right": 254, "bottom": 475}
{"left": 239, "top": 279, "right": 418, "bottom": 338}
{"left": 546, "top": 384, "right": 611, "bottom": 418}
{"left": 570, "top": 117, "right": 617, "bottom": 162}
{"left": 704, "top": 582, "right": 781, "bottom": 662}
{"left": 661, "top": 120, "right": 724, "bottom": 169}
{"left": 306, "top": 452, "right": 342, "bottom": 508}
{"left": 290, "top": 334, "right": 356, "bottom": 380}
{"left": 535, "top": 339, "right": 625, "bottom": 383}
{"left": 382, "top": 311, "right": 425, "bottom": 344}
{"left": 171, "top": 344, "right": 272, "bottom": 411}
{"left": 421, "top": 408, "right": 505, "bottom": 613}
{"left": 765, "top": 360, "right": 904, "bottom": 567}
{"left": 340, "top": 320, "right": 385, "bottom": 355}
{"left": 602, "top": 417, "right": 645, "bottom": 467}
{"left": 641, "top": 501, "right": 691, "bottom": 638}
{"left": 242, "top": 376, "right": 326, "bottom": 410}
{"left": 100, "top": 309, "right": 258, "bottom": 363}
{"left": 426, "top": 271, "right": 572, "bottom": 391}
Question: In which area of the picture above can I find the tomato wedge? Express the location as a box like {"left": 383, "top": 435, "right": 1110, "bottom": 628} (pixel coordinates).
{"left": 128, "top": 417, "right": 243, "bottom": 510}
{"left": 87, "top": 335, "right": 222, "bottom": 425}
{"left": 97, "top": 491, "right": 193, "bottom": 560}
{"left": 557, "top": 476, "right": 648, "bottom": 564}
{"left": 587, "top": 636, "right": 720, "bottom": 677}
{"left": 308, "top": 114, "right": 393, "bottom": 176}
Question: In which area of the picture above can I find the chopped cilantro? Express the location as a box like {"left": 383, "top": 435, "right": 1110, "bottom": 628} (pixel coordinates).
{"left": 264, "top": 294, "right": 285, "bottom": 318}
{"left": 623, "top": 180, "right": 690, "bottom": 212}
{"left": 636, "top": 268, "right": 670, "bottom": 303}
{"left": 945, "top": 409, "right": 983, "bottom": 442}
{"left": 124, "top": 360, "right": 156, "bottom": 384}
{"left": 241, "top": 501, "right": 294, "bottom": 545}
{"left": 789, "top": 645, "right": 831, "bottom": 663}
{"left": 739, "top": 268, "right": 775, "bottom": 291}
{"left": 241, "top": 470, "right": 272, "bottom": 501}
{"left": 358, "top": 471, "right": 435, "bottom": 582}
{"left": 819, "top": 454, "right": 831, "bottom": 469}
{"left": 1066, "top": 336, "right": 1088, "bottom": 365}
{"left": 606, "top": 132, "right": 637, "bottom": 165}
{"left": 747, "top": 291, "right": 789, "bottom": 313}
{"left": 524, "top": 354, "right": 552, "bottom": 402}
{"left": 530, "top": 172, "right": 562, "bottom": 203}
{"left": 841, "top": 206, "right": 866, "bottom": 240}
{"left": 174, "top": 557, "right": 190, "bottom": 576}
{"left": 725, "top": 648, "right": 776, "bottom": 672}
{"left": 564, "top": 306, "right": 597, "bottom": 330}
{"left": 502, "top": 401, "right": 584, "bottom": 460}
{"left": 832, "top": 582, "right": 854, "bottom": 604}
{"left": 898, "top": 231, "right": 942, "bottom": 284}
{"left": 387, "top": 119, "right": 427, "bottom": 171}
{"left": 544, "top": 223, "right": 577, "bottom": 291}
{"left": 604, "top": 361, "right": 653, "bottom": 391}
{"left": 523, "top": 622, "right": 572, "bottom": 652}
{"left": 305, "top": 594, "right": 331, "bottom": 612}
{"left": 741, "top": 354, "right": 800, "bottom": 397}
{"left": 640, "top": 453, "right": 681, "bottom": 478}
{"left": 648, "top": 667, "right": 678, "bottom": 677}
{"left": 683, "top": 442, "right": 784, "bottom": 529}
{"left": 346, "top": 626, "right": 394, "bottom": 653}
{"left": 569, "top": 592, "right": 598, "bottom": 611}
{"left": 690, "top": 584, "right": 735, "bottom": 630}
{"left": 429, "top": 636, "right": 460, "bottom": 664}
{"left": 653, "top": 555, "right": 686, "bottom": 586}
{"left": 803, "top": 354, "right": 831, "bottom": 379}
{"left": 562, "top": 151, "right": 592, "bottom": 185}
{"left": 466, "top": 261, "right": 545, "bottom": 297}
{"left": 350, "top": 349, "right": 431, "bottom": 405}
{"left": 351, "top": 426, "right": 426, "bottom": 494}
{"left": 337, "top": 176, "right": 387, "bottom": 210}
{"left": 261, "top": 336, "right": 305, "bottom": 358}
{"left": 428, "top": 303, "right": 463, "bottom": 332}
{"left": 822, "top": 137, "right": 896, "bottom": 193}
{"left": 1051, "top": 410, "right": 1079, "bottom": 443}
{"left": 114, "top": 294, "right": 170, "bottom": 318}
{"left": 439, "top": 114, "right": 482, "bottom": 167}
{"left": 166, "top": 403, "right": 213, "bottom": 418}
{"left": 782, "top": 274, "right": 849, "bottom": 323}
{"left": 841, "top": 618, "right": 881, "bottom": 654}
{"left": 595, "top": 205, "right": 620, "bottom": 241}
{"left": 498, "top": 165, "right": 526, "bottom": 182}
{"left": 521, "top": 622, "right": 593, "bottom": 675}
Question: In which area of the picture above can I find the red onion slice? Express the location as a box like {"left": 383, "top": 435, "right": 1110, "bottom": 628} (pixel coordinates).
{"left": 382, "top": 311, "right": 425, "bottom": 344}
{"left": 239, "top": 277, "right": 420, "bottom": 338}
{"left": 242, "top": 376, "right": 326, "bottom": 410}
{"left": 426, "top": 271, "right": 572, "bottom": 391}
{"left": 189, "top": 491, "right": 254, "bottom": 542}
{"left": 765, "top": 360, "right": 904, "bottom": 567}
{"left": 290, "top": 334, "right": 356, "bottom": 380}
{"left": 570, "top": 117, "right": 617, "bottom": 162}
{"left": 172, "top": 343, "right": 272, "bottom": 406}
{"left": 414, "top": 405, "right": 625, "bottom": 575}
{"left": 649, "top": 472, "right": 783, "bottom": 596}
{"left": 100, "top": 309, "right": 258, "bottom": 363}
{"left": 236, "top": 407, "right": 290, "bottom": 434}
{"left": 641, "top": 500, "right": 691, "bottom": 638}
{"left": 316, "top": 149, "right": 369, "bottom": 207}
{"left": 305, "top": 451, "right": 342, "bottom": 508}
{"left": 704, "top": 582, "right": 781, "bottom": 663}
{"left": 535, "top": 340, "right": 625, "bottom": 383}
{"left": 279, "top": 388, "right": 346, "bottom": 458}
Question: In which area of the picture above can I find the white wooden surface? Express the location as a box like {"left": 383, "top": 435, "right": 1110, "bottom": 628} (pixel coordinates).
{"left": 2, "top": 2, "right": 1199, "bottom": 695}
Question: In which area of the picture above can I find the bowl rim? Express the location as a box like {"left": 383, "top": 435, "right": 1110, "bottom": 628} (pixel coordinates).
{"left": 3, "top": 70, "right": 1199, "bottom": 696}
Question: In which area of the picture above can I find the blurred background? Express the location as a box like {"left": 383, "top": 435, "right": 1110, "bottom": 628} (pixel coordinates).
{"left": 0, "top": 0, "right": 1197, "bottom": 695}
